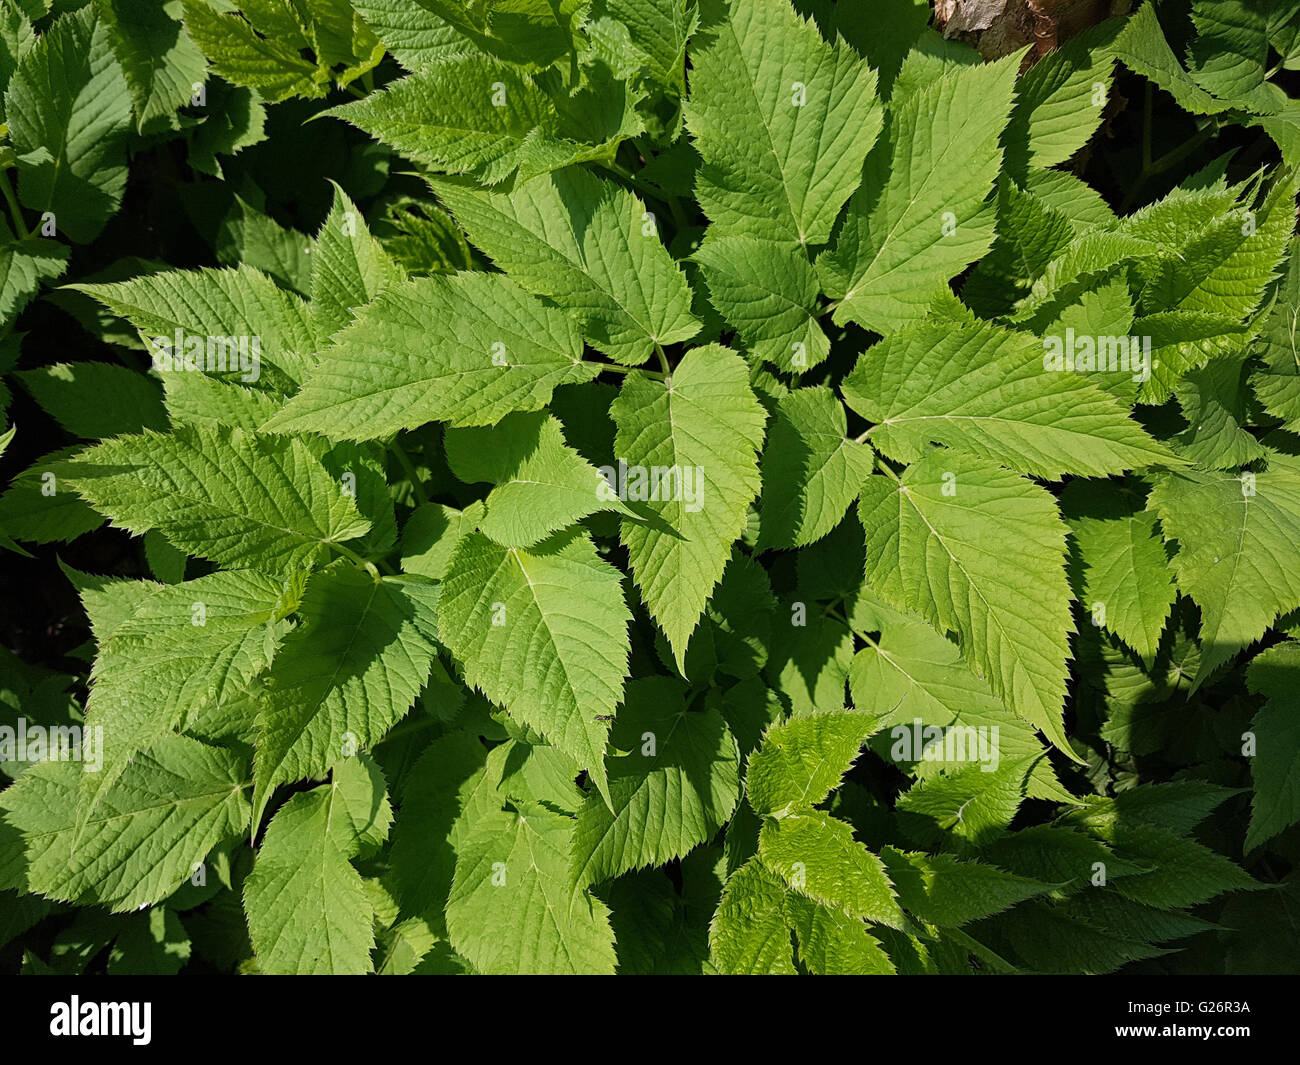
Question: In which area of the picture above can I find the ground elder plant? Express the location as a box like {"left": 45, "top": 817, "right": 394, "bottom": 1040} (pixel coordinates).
{"left": 0, "top": 0, "right": 1299, "bottom": 977}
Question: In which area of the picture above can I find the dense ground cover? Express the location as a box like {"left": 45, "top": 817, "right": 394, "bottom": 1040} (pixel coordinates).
{"left": 1, "top": 0, "right": 1299, "bottom": 975}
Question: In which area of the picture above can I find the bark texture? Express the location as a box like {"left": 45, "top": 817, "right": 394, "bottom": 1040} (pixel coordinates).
{"left": 933, "top": 0, "right": 1133, "bottom": 63}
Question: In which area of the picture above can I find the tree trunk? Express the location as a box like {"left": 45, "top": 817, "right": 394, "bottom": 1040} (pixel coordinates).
{"left": 933, "top": 0, "right": 1133, "bottom": 63}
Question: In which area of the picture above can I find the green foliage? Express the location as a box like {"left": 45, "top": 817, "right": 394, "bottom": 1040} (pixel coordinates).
{"left": 1, "top": 0, "right": 1299, "bottom": 977}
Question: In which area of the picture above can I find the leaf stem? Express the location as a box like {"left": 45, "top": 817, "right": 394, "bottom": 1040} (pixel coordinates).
{"left": 1, "top": 170, "right": 28, "bottom": 240}
{"left": 594, "top": 157, "right": 685, "bottom": 228}
{"left": 654, "top": 343, "right": 672, "bottom": 378}
{"left": 824, "top": 604, "right": 854, "bottom": 631}
{"left": 872, "top": 450, "right": 901, "bottom": 483}
{"left": 330, "top": 540, "right": 386, "bottom": 578}
{"left": 593, "top": 360, "right": 666, "bottom": 380}
{"left": 634, "top": 139, "right": 692, "bottom": 231}
{"left": 1119, "top": 115, "right": 1219, "bottom": 214}
{"left": 596, "top": 158, "right": 641, "bottom": 186}
{"left": 389, "top": 440, "right": 429, "bottom": 506}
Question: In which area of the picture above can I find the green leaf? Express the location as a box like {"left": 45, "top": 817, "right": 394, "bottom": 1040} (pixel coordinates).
{"left": 1137, "top": 310, "right": 1252, "bottom": 406}
{"left": 252, "top": 567, "right": 440, "bottom": 826}
{"left": 397, "top": 0, "right": 586, "bottom": 70}
{"left": 591, "top": 0, "right": 697, "bottom": 93}
{"left": 400, "top": 502, "right": 475, "bottom": 582}
{"left": 693, "top": 236, "right": 829, "bottom": 374}
{"left": 371, "top": 196, "right": 474, "bottom": 275}
{"left": 879, "top": 847, "right": 1052, "bottom": 927}
{"left": 859, "top": 450, "right": 1077, "bottom": 755}
{"left": 158, "top": 373, "right": 282, "bottom": 432}
{"left": 708, "top": 856, "right": 796, "bottom": 974}
{"left": 310, "top": 181, "right": 403, "bottom": 340}
{"left": 1148, "top": 451, "right": 1300, "bottom": 684}
{"left": 438, "top": 528, "right": 631, "bottom": 805}
{"left": 496, "top": 736, "right": 584, "bottom": 814}
{"left": 784, "top": 893, "right": 895, "bottom": 974}
{"left": 6, "top": 6, "right": 133, "bottom": 243}
{"left": 983, "top": 825, "right": 1150, "bottom": 888}
{"left": 69, "top": 264, "right": 321, "bottom": 396}
{"left": 758, "top": 809, "right": 902, "bottom": 927}
{"left": 1173, "top": 354, "right": 1269, "bottom": 469}
{"left": 0, "top": 234, "right": 68, "bottom": 329}
{"left": 107, "top": 908, "right": 191, "bottom": 975}
{"left": 756, "top": 386, "right": 873, "bottom": 549}
{"left": 605, "top": 862, "right": 715, "bottom": 975}
{"left": 1069, "top": 506, "right": 1177, "bottom": 664}
{"left": 63, "top": 424, "right": 371, "bottom": 573}
{"left": 961, "top": 178, "right": 1079, "bottom": 319}
{"left": 181, "top": 0, "right": 326, "bottom": 102}
{"left": 1251, "top": 239, "right": 1300, "bottom": 431}
{"left": 997, "top": 899, "right": 1168, "bottom": 974}
{"left": 17, "top": 361, "right": 166, "bottom": 439}
{"left": 328, "top": 57, "right": 642, "bottom": 186}
{"left": 445, "top": 411, "right": 629, "bottom": 548}
{"left": 98, "top": 0, "right": 207, "bottom": 132}
{"left": 142, "top": 530, "right": 186, "bottom": 584}
{"left": 1187, "top": 0, "right": 1282, "bottom": 112}
{"left": 1002, "top": 18, "right": 1123, "bottom": 177}
{"left": 431, "top": 168, "right": 699, "bottom": 365}
{"left": 1243, "top": 641, "right": 1300, "bottom": 850}
{"left": 709, "top": 846, "right": 894, "bottom": 975}
{"left": 610, "top": 345, "right": 766, "bottom": 667}
{"left": 812, "top": 0, "right": 928, "bottom": 99}
{"left": 0, "top": 6, "right": 35, "bottom": 127}
{"left": 1063, "top": 781, "right": 1241, "bottom": 839}
{"left": 0, "top": 735, "right": 250, "bottom": 911}
{"left": 766, "top": 607, "right": 855, "bottom": 718}
{"left": 847, "top": 586, "right": 1070, "bottom": 803}
{"left": 304, "top": 0, "right": 386, "bottom": 82}
{"left": 349, "top": 0, "right": 467, "bottom": 74}
{"left": 244, "top": 756, "right": 391, "bottom": 974}
{"left": 1133, "top": 174, "right": 1296, "bottom": 401}
{"left": 684, "top": 0, "right": 881, "bottom": 246}
{"left": 215, "top": 199, "right": 308, "bottom": 296}
{"left": 745, "top": 710, "right": 879, "bottom": 817}
{"left": 447, "top": 799, "right": 616, "bottom": 975}
{"left": 1035, "top": 278, "right": 1138, "bottom": 407}
{"left": 0, "top": 447, "right": 104, "bottom": 544}
{"left": 77, "top": 569, "right": 296, "bottom": 819}
{"left": 1147, "top": 179, "right": 1292, "bottom": 294}
{"left": 844, "top": 318, "right": 1176, "bottom": 479}
{"left": 384, "top": 731, "right": 491, "bottom": 924}
{"left": 1111, "top": 825, "right": 1258, "bottom": 908}
{"left": 896, "top": 756, "right": 1033, "bottom": 847}
{"left": 819, "top": 51, "right": 1020, "bottom": 333}
{"left": 186, "top": 80, "right": 267, "bottom": 176}
{"left": 1112, "top": 1, "right": 1242, "bottom": 116}
{"left": 1008, "top": 229, "right": 1160, "bottom": 332}
{"left": 264, "top": 272, "right": 596, "bottom": 438}
{"left": 570, "top": 677, "right": 740, "bottom": 893}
